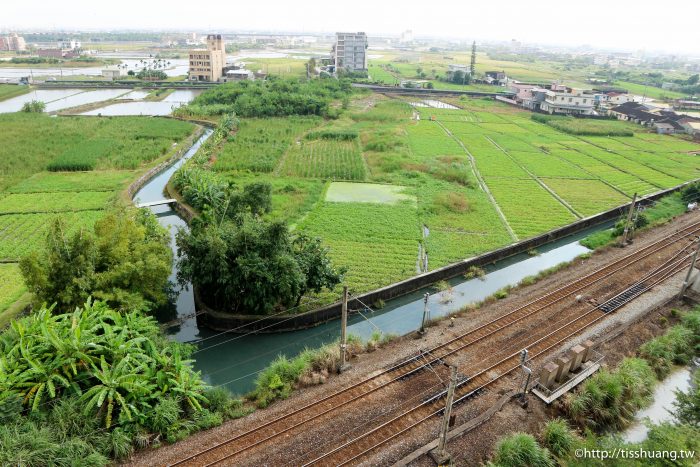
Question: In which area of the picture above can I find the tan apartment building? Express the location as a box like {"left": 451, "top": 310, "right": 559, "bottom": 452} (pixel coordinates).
{"left": 189, "top": 34, "right": 226, "bottom": 82}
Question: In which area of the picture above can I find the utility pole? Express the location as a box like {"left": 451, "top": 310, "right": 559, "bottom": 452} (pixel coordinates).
{"left": 679, "top": 238, "right": 700, "bottom": 300}
{"left": 432, "top": 365, "right": 457, "bottom": 466}
{"left": 518, "top": 349, "right": 532, "bottom": 407}
{"left": 620, "top": 192, "right": 638, "bottom": 246}
{"left": 339, "top": 286, "right": 350, "bottom": 372}
{"left": 419, "top": 293, "right": 430, "bottom": 335}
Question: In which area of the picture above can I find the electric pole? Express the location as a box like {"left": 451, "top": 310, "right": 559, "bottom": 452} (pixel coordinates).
{"left": 518, "top": 349, "right": 532, "bottom": 406}
{"left": 679, "top": 238, "right": 700, "bottom": 299}
{"left": 432, "top": 365, "right": 457, "bottom": 465}
{"left": 419, "top": 293, "right": 430, "bottom": 335}
{"left": 620, "top": 192, "right": 638, "bottom": 246}
{"left": 339, "top": 286, "right": 350, "bottom": 372}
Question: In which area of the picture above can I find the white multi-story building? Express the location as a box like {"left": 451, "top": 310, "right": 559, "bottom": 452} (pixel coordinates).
{"left": 539, "top": 88, "right": 599, "bottom": 116}
{"left": 58, "top": 39, "right": 81, "bottom": 50}
{"left": 332, "top": 32, "right": 368, "bottom": 73}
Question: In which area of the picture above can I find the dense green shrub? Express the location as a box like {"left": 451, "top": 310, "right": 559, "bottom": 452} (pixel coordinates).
{"left": 674, "top": 368, "right": 700, "bottom": 428}
{"left": 488, "top": 433, "right": 554, "bottom": 467}
{"left": 541, "top": 419, "right": 578, "bottom": 458}
{"left": 175, "top": 77, "right": 353, "bottom": 118}
{"left": 176, "top": 215, "right": 344, "bottom": 314}
{"left": 20, "top": 100, "right": 46, "bottom": 113}
{"left": 305, "top": 129, "right": 359, "bottom": 141}
{"left": 20, "top": 204, "right": 172, "bottom": 313}
{"left": 0, "top": 297, "right": 247, "bottom": 464}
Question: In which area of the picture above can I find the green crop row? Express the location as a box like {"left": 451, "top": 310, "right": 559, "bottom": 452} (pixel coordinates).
{"left": 507, "top": 151, "right": 589, "bottom": 178}
{"left": 7, "top": 170, "right": 135, "bottom": 193}
{"left": 278, "top": 139, "right": 366, "bottom": 180}
{"left": 0, "top": 211, "right": 105, "bottom": 261}
{"left": 405, "top": 121, "right": 463, "bottom": 158}
{"left": 425, "top": 230, "right": 511, "bottom": 269}
{"left": 0, "top": 191, "right": 113, "bottom": 214}
{"left": 486, "top": 178, "right": 577, "bottom": 238}
{"left": 544, "top": 178, "right": 629, "bottom": 217}
{"left": 0, "top": 263, "right": 26, "bottom": 314}
{"left": 213, "top": 117, "right": 319, "bottom": 173}
{"left": 300, "top": 201, "right": 420, "bottom": 292}
{"left": 0, "top": 113, "right": 194, "bottom": 191}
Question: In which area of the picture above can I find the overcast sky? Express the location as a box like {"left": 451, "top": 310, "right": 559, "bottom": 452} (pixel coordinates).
{"left": 2, "top": 0, "right": 699, "bottom": 55}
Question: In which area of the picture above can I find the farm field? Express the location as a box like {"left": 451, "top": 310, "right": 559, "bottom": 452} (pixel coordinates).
{"left": 299, "top": 199, "right": 420, "bottom": 294}
{"left": 205, "top": 94, "right": 700, "bottom": 297}
{"left": 0, "top": 264, "right": 26, "bottom": 317}
{"left": 0, "top": 113, "right": 194, "bottom": 190}
{"left": 278, "top": 138, "right": 366, "bottom": 180}
{"left": 213, "top": 117, "right": 319, "bottom": 172}
{"left": 0, "top": 114, "right": 195, "bottom": 313}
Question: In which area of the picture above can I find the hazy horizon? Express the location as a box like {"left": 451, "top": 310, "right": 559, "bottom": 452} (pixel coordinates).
{"left": 2, "top": 0, "right": 699, "bottom": 56}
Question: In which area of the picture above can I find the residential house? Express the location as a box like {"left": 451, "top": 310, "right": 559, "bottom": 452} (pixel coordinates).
{"left": 609, "top": 102, "right": 662, "bottom": 125}
{"left": 539, "top": 88, "right": 598, "bottom": 116}
{"left": 446, "top": 64, "right": 469, "bottom": 81}
{"left": 485, "top": 71, "right": 507, "bottom": 85}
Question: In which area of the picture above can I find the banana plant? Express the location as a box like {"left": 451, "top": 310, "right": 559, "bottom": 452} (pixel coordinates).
{"left": 81, "top": 355, "right": 152, "bottom": 428}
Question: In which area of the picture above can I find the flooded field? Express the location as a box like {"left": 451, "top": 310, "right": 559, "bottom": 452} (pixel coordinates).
{"left": 81, "top": 89, "right": 203, "bottom": 116}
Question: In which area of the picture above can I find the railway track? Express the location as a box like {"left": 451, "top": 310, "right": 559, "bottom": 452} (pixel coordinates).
{"left": 300, "top": 248, "right": 694, "bottom": 466}
{"left": 172, "top": 220, "right": 700, "bottom": 467}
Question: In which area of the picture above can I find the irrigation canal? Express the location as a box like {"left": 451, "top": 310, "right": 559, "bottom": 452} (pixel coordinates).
{"left": 133, "top": 131, "right": 615, "bottom": 395}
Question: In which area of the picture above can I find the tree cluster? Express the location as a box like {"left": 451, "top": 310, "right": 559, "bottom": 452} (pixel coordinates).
{"left": 177, "top": 216, "right": 344, "bottom": 314}
{"left": 20, "top": 205, "right": 172, "bottom": 313}
{"left": 181, "top": 77, "right": 353, "bottom": 118}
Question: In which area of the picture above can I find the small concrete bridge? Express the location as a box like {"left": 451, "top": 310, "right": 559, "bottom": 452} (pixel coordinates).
{"left": 135, "top": 199, "right": 177, "bottom": 208}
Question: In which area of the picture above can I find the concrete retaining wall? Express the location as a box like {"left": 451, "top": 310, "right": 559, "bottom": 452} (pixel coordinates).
{"left": 195, "top": 181, "right": 696, "bottom": 333}
{"left": 127, "top": 126, "right": 205, "bottom": 200}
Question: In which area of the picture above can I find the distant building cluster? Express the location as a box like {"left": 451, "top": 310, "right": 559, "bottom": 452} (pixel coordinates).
{"left": 0, "top": 33, "right": 26, "bottom": 51}
{"left": 37, "top": 38, "right": 82, "bottom": 59}
{"left": 506, "top": 81, "right": 700, "bottom": 138}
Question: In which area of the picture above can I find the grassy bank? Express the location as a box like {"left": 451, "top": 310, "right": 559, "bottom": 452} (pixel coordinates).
{"left": 581, "top": 192, "right": 688, "bottom": 249}
{"left": 0, "top": 84, "right": 31, "bottom": 102}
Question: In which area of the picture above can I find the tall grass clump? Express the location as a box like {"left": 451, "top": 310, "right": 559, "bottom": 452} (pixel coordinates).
{"left": 563, "top": 357, "right": 655, "bottom": 431}
{"left": 487, "top": 432, "right": 554, "bottom": 467}
{"left": 531, "top": 114, "right": 634, "bottom": 136}
{"left": 540, "top": 419, "right": 578, "bottom": 458}
{"left": 640, "top": 325, "right": 695, "bottom": 378}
